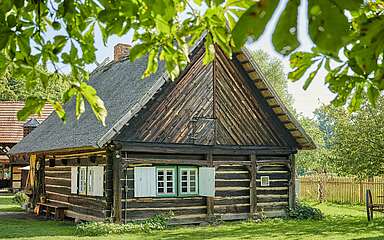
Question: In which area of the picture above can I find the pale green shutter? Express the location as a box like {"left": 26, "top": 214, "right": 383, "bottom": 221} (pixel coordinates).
{"left": 199, "top": 167, "right": 215, "bottom": 197}
{"left": 71, "top": 166, "right": 78, "bottom": 194}
{"left": 93, "top": 166, "right": 104, "bottom": 197}
{"left": 134, "top": 167, "right": 156, "bottom": 197}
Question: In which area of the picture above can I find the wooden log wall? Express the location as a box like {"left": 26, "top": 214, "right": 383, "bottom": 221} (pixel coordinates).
{"left": 256, "top": 157, "right": 290, "bottom": 217}
{"left": 121, "top": 152, "right": 208, "bottom": 225}
{"left": 120, "top": 150, "right": 292, "bottom": 224}
{"left": 43, "top": 150, "right": 111, "bottom": 221}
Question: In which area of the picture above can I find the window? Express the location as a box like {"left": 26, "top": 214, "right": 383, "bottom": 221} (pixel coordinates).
{"left": 71, "top": 166, "right": 104, "bottom": 196}
{"left": 156, "top": 167, "right": 176, "bottom": 196}
{"left": 179, "top": 167, "right": 198, "bottom": 195}
{"left": 88, "top": 167, "right": 95, "bottom": 194}
{"left": 134, "top": 166, "right": 215, "bottom": 198}
{"left": 78, "top": 167, "right": 87, "bottom": 194}
{"left": 260, "top": 176, "right": 270, "bottom": 187}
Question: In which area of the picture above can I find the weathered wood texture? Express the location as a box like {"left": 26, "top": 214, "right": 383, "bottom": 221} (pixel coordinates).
{"left": 118, "top": 47, "right": 215, "bottom": 145}
{"left": 214, "top": 165, "right": 251, "bottom": 220}
{"left": 43, "top": 151, "right": 110, "bottom": 221}
{"left": 120, "top": 151, "right": 291, "bottom": 223}
{"left": 214, "top": 48, "right": 290, "bottom": 146}
{"left": 116, "top": 46, "right": 296, "bottom": 149}
{"left": 256, "top": 158, "right": 290, "bottom": 217}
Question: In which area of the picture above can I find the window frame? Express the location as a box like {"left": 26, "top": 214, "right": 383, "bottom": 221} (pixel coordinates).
{"left": 78, "top": 166, "right": 88, "bottom": 195}
{"left": 178, "top": 166, "right": 199, "bottom": 196}
{"left": 260, "top": 176, "right": 270, "bottom": 187}
{"left": 88, "top": 167, "right": 95, "bottom": 195}
{"left": 156, "top": 166, "right": 177, "bottom": 197}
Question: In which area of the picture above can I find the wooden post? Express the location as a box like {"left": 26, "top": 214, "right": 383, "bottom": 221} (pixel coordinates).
{"left": 112, "top": 149, "right": 122, "bottom": 223}
{"left": 206, "top": 152, "right": 215, "bottom": 221}
{"left": 249, "top": 154, "right": 257, "bottom": 217}
{"left": 359, "top": 181, "right": 363, "bottom": 204}
{"left": 289, "top": 154, "right": 296, "bottom": 209}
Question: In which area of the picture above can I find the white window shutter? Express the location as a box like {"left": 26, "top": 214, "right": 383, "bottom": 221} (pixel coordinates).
{"left": 199, "top": 167, "right": 215, "bottom": 197}
{"left": 93, "top": 166, "right": 105, "bottom": 197}
{"left": 134, "top": 167, "right": 156, "bottom": 197}
{"left": 71, "top": 166, "right": 78, "bottom": 194}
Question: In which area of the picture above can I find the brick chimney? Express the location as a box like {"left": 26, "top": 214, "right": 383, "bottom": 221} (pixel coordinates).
{"left": 23, "top": 118, "right": 40, "bottom": 137}
{"left": 114, "top": 43, "right": 131, "bottom": 62}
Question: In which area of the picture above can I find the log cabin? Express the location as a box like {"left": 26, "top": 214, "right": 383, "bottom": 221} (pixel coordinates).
{"left": 9, "top": 40, "right": 315, "bottom": 224}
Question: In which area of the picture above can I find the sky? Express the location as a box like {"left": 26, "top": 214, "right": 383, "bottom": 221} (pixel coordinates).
{"left": 81, "top": 0, "right": 334, "bottom": 118}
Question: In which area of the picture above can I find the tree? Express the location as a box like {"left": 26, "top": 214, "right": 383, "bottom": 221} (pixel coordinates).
{"left": 0, "top": 0, "right": 380, "bottom": 123}
{"left": 0, "top": 67, "right": 67, "bottom": 102}
{"left": 251, "top": 49, "right": 294, "bottom": 110}
{"left": 327, "top": 97, "right": 384, "bottom": 179}
{"left": 298, "top": 98, "right": 384, "bottom": 179}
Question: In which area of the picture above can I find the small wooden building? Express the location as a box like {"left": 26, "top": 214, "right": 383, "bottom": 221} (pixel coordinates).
{"left": 9, "top": 41, "right": 315, "bottom": 224}
{"left": 0, "top": 102, "right": 52, "bottom": 191}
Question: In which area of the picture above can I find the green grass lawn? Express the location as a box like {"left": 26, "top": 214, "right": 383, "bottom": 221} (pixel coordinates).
{"left": 0, "top": 194, "right": 23, "bottom": 212}
{"left": 0, "top": 201, "right": 384, "bottom": 240}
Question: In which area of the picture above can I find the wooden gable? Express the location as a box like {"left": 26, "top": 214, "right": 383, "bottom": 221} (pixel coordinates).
{"left": 213, "top": 48, "right": 293, "bottom": 146}
{"left": 116, "top": 45, "right": 297, "bottom": 148}
{"left": 117, "top": 46, "right": 215, "bottom": 145}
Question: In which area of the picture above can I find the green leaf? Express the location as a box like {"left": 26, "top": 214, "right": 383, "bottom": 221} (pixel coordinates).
{"left": 0, "top": 30, "right": 11, "bottom": 50}
{"left": 367, "top": 85, "right": 379, "bottom": 107}
{"left": 17, "top": 35, "right": 31, "bottom": 55}
{"left": 129, "top": 43, "right": 150, "bottom": 62}
{"left": 50, "top": 101, "right": 66, "bottom": 122}
{"left": 14, "top": 0, "right": 24, "bottom": 8}
{"left": 17, "top": 97, "right": 46, "bottom": 121}
{"left": 232, "top": 0, "right": 279, "bottom": 50}
{"left": 79, "top": 82, "right": 107, "bottom": 126}
{"left": 143, "top": 49, "right": 158, "bottom": 78}
{"left": 52, "top": 21, "right": 61, "bottom": 31}
{"left": 303, "top": 59, "right": 323, "bottom": 90}
{"left": 63, "top": 87, "right": 77, "bottom": 103}
{"left": 154, "top": 15, "right": 171, "bottom": 34}
{"left": 203, "top": 34, "right": 215, "bottom": 64}
{"left": 288, "top": 51, "right": 319, "bottom": 81}
{"left": 7, "top": 14, "right": 16, "bottom": 28}
{"left": 75, "top": 92, "right": 85, "bottom": 119}
{"left": 53, "top": 35, "right": 67, "bottom": 54}
{"left": 272, "top": 0, "right": 300, "bottom": 55}
{"left": 307, "top": 0, "right": 356, "bottom": 56}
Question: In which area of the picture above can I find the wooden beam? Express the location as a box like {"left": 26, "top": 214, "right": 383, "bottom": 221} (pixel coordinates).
{"left": 123, "top": 158, "right": 209, "bottom": 166}
{"left": 249, "top": 154, "right": 257, "bottom": 217}
{"left": 206, "top": 151, "right": 215, "bottom": 222}
{"left": 112, "top": 149, "right": 122, "bottom": 223}
{"left": 288, "top": 154, "right": 296, "bottom": 209}
{"left": 116, "top": 141, "right": 296, "bottom": 155}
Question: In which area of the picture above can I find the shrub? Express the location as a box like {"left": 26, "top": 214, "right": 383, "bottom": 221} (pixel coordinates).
{"left": 287, "top": 202, "right": 324, "bottom": 220}
{"left": 75, "top": 212, "right": 173, "bottom": 236}
{"left": 13, "top": 192, "right": 29, "bottom": 207}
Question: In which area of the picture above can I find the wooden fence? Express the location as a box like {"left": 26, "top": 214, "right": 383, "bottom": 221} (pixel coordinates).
{"left": 298, "top": 176, "right": 384, "bottom": 204}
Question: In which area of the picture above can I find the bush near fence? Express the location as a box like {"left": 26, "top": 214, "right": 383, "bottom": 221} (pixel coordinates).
{"left": 299, "top": 176, "right": 384, "bottom": 205}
